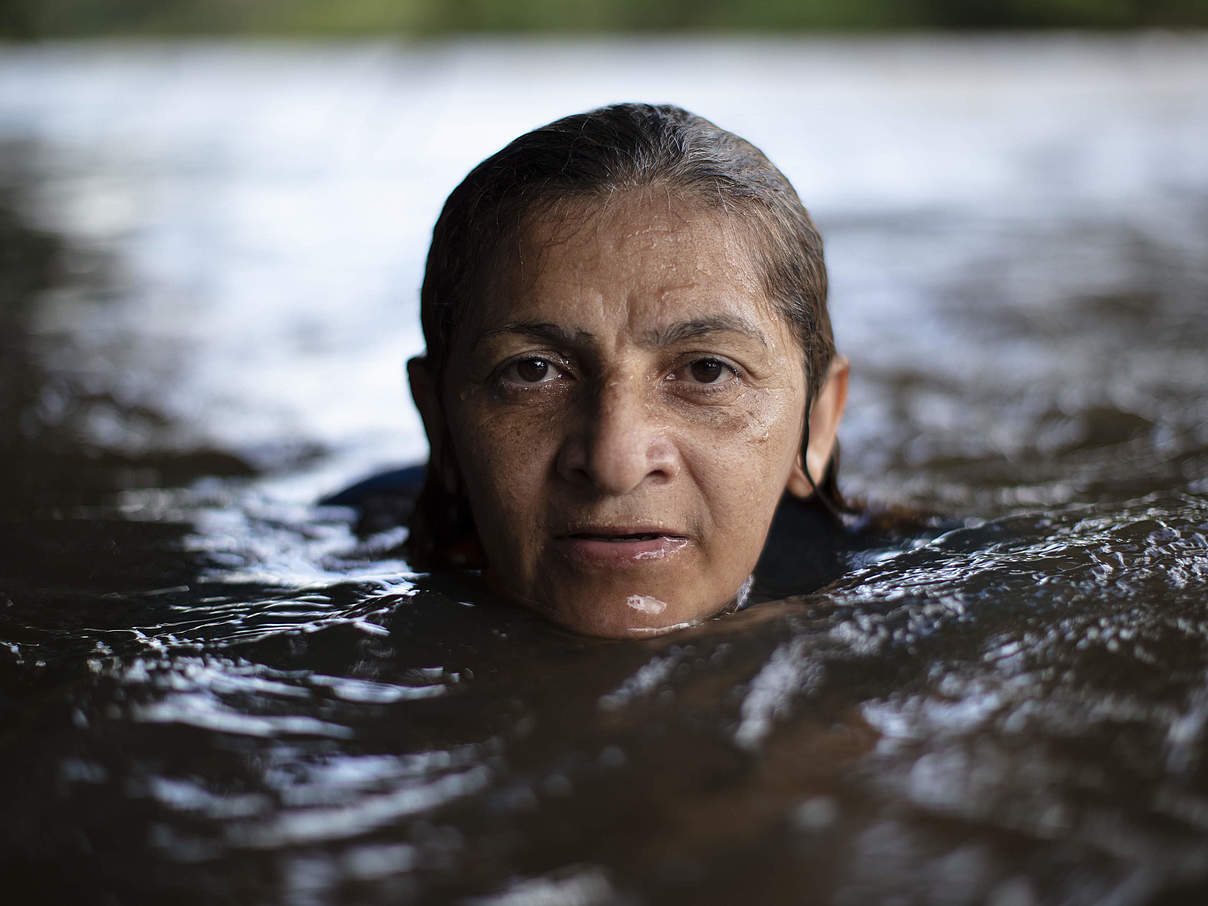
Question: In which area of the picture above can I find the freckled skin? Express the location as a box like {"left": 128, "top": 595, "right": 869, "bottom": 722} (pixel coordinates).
{"left": 437, "top": 192, "right": 817, "bottom": 638}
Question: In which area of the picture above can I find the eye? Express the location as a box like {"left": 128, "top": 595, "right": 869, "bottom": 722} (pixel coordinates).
{"left": 687, "top": 358, "right": 729, "bottom": 384}
{"left": 499, "top": 356, "right": 562, "bottom": 385}
{"left": 665, "top": 356, "right": 742, "bottom": 395}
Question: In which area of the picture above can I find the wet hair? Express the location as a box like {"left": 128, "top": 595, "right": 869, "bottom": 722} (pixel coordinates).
{"left": 407, "top": 102, "right": 842, "bottom": 569}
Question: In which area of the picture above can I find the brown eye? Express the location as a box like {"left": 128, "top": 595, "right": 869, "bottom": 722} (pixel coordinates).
{"left": 512, "top": 357, "right": 550, "bottom": 381}
{"left": 688, "top": 358, "right": 727, "bottom": 383}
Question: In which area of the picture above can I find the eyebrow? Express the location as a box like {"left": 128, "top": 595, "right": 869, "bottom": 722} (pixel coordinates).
{"left": 473, "top": 315, "right": 769, "bottom": 351}
{"left": 473, "top": 321, "right": 593, "bottom": 352}
{"left": 642, "top": 315, "right": 769, "bottom": 349}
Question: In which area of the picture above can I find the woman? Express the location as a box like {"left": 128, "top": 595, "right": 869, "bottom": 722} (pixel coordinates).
{"left": 401, "top": 103, "right": 850, "bottom": 638}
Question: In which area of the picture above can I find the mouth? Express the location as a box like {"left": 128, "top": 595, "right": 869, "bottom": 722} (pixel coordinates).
{"left": 568, "top": 531, "right": 676, "bottom": 542}
{"left": 553, "top": 527, "right": 690, "bottom": 565}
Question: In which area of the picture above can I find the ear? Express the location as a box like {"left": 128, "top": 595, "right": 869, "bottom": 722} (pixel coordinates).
{"left": 407, "top": 355, "right": 457, "bottom": 493}
{"left": 786, "top": 355, "right": 850, "bottom": 499}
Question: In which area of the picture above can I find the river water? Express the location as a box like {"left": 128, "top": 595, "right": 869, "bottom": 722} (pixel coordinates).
{"left": 1, "top": 36, "right": 1207, "bottom": 905}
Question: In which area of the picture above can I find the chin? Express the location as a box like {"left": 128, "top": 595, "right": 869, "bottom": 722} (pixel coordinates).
{"left": 519, "top": 585, "right": 735, "bottom": 639}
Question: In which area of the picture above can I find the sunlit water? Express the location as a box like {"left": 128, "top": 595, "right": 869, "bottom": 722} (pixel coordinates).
{"left": 1, "top": 36, "right": 1207, "bottom": 905}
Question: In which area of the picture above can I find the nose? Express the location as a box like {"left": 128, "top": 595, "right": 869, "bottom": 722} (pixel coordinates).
{"left": 556, "top": 375, "right": 679, "bottom": 495}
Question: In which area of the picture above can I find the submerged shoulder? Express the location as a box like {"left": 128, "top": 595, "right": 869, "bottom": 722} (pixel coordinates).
{"left": 752, "top": 494, "right": 948, "bottom": 600}
{"left": 319, "top": 465, "right": 425, "bottom": 536}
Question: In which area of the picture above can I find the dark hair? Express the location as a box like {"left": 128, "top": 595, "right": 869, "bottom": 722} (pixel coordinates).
{"left": 407, "top": 103, "right": 841, "bottom": 569}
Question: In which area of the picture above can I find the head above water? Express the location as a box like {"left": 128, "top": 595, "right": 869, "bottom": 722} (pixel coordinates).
{"left": 407, "top": 102, "right": 848, "bottom": 637}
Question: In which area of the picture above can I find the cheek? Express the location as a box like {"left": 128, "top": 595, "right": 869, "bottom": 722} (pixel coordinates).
{"left": 688, "top": 389, "right": 803, "bottom": 494}
{"left": 447, "top": 401, "right": 554, "bottom": 528}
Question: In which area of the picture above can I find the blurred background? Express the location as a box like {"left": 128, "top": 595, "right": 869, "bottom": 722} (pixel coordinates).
{"left": 3, "top": 0, "right": 1208, "bottom": 36}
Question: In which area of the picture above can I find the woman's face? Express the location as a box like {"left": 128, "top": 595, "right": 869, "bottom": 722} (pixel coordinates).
{"left": 427, "top": 192, "right": 822, "bottom": 637}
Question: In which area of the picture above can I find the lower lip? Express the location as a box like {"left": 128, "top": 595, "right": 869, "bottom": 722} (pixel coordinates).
{"left": 554, "top": 535, "right": 689, "bottom": 567}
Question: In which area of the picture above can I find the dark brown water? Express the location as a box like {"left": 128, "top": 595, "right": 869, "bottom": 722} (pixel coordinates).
{"left": 2, "top": 38, "right": 1207, "bottom": 905}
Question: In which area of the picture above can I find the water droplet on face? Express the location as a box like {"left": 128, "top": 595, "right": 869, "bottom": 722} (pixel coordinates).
{"left": 626, "top": 594, "right": 667, "bottom": 615}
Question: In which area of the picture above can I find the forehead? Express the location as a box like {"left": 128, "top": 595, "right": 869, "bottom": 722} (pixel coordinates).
{"left": 472, "top": 190, "right": 779, "bottom": 329}
{"left": 531, "top": 190, "right": 750, "bottom": 258}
